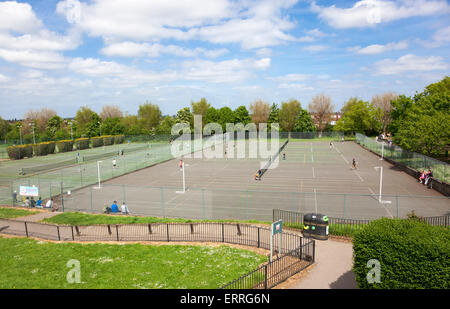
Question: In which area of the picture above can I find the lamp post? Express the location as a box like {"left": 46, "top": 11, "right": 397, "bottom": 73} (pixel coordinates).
{"left": 29, "top": 122, "right": 36, "bottom": 144}
{"left": 18, "top": 125, "right": 23, "bottom": 145}
{"left": 98, "top": 121, "right": 101, "bottom": 136}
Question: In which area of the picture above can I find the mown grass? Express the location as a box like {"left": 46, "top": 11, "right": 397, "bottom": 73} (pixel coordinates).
{"left": 41, "top": 211, "right": 271, "bottom": 226}
{"left": 0, "top": 207, "right": 39, "bottom": 219}
{"left": 0, "top": 236, "right": 267, "bottom": 289}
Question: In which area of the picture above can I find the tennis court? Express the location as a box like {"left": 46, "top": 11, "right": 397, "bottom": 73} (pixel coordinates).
{"left": 61, "top": 139, "right": 449, "bottom": 221}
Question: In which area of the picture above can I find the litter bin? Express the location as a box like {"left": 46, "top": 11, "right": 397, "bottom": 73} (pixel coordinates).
{"left": 303, "top": 213, "right": 329, "bottom": 240}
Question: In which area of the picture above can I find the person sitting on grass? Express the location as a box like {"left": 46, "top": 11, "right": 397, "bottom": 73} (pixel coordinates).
{"left": 121, "top": 202, "right": 130, "bottom": 215}
{"left": 424, "top": 169, "right": 433, "bottom": 186}
{"left": 36, "top": 197, "right": 43, "bottom": 208}
{"left": 111, "top": 201, "right": 119, "bottom": 213}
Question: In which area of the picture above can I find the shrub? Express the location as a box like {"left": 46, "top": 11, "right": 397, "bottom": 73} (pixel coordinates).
{"left": 102, "top": 135, "right": 114, "bottom": 146}
{"left": 91, "top": 137, "right": 103, "bottom": 148}
{"left": 32, "top": 143, "right": 49, "bottom": 156}
{"left": 75, "top": 138, "right": 90, "bottom": 150}
{"left": 353, "top": 218, "right": 450, "bottom": 289}
{"left": 114, "top": 135, "right": 125, "bottom": 144}
{"left": 6, "top": 144, "right": 33, "bottom": 160}
{"left": 56, "top": 140, "right": 74, "bottom": 153}
{"left": 46, "top": 141, "right": 56, "bottom": 155}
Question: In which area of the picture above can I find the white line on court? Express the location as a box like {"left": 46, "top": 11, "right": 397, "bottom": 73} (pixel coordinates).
{"left": 312, "top": 167, "right": 315, "bottom": 178}
{"left": 353, "top": 169, "right": 364, "bottom": 182}
{"left": 314, "top": 188, "right": 318, "bottom": 213}
{"left": 310, "top": 143, "right": 313, "bottom": 152}
{"left": 368, "top": 187, "right": 393, "bottom": 218}
{"left": 335, "top": 146, "right": 349, "bottom": 164}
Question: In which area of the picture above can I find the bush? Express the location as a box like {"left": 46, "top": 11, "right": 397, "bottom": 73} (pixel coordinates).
{"left": 102, "top": 135, "right": 114, "bottom": 146}
{"left": 353, "top": 218, "right": 450, "bottom": 289}
{"left": 75, "top": 138, "right": 90, "bottom": 150}
{"left": 32, "top": 143, "right": 49, "bottom": 156}
{"left": 56, "top": 140, "right": 74, "bottom": 153}
{"left": 7, "top": 144, "right": 33, "bottom": 160}
{"left": 46, "top": 141, "right": 56, "bottom": 155}
{"left": 91, "top": 137, "right": 103, "bottom": 148}
{"left": 114, "top": 135, "right": 125, "bottom": 144}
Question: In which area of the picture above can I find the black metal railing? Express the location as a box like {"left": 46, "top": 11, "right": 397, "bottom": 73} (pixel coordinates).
{"left": 273, "top": 209, "right": 450, "bottom": 238}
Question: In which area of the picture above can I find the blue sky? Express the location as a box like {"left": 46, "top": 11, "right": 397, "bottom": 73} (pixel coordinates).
{"left": 0, "top": 0, "right": 449, "bottom": 119}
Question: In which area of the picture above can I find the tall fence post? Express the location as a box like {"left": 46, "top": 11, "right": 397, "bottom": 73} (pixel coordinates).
{"left": 202, "top": 189, "right": 205, "bottom": 220}
{"left": 160, "top": 187, "right": 165, "bottom": 218}
{"left": 24, "top": 222, "right": 28, "bottom": 237}
{"left": 116, "top": 225, "right": 119, "bottom": 241}
{"left": 90, "top": 185, "right": 93, "bottom": 212}
{"left": 60, "top": 182, "right": 64, "bottom": 212}
{"left": 166, "top": 224, "right": 170, "bottom": 242}
{"left": 57, "top": 226, "right": 61, "bottom": 241}
{"left": 264, "top": 265, "right": 268, "bottom": 289}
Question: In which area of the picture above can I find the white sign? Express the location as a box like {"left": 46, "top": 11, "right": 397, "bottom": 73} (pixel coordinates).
{"left": 19, "top": 186, "right": 39, "bottom": 197}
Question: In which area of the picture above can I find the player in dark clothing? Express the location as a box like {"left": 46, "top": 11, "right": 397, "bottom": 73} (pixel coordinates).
{"left": 352, "top": 158, "right": 357, "bottom": 169}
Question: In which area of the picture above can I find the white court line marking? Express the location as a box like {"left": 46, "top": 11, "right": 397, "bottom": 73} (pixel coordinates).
{"left": 335, "top": 146, "right": 349, "bottom": 164}
{"left": 310, "top": 143, "right": 313, "bottom": 152}
{"left": 353, "top": 169, "right": 364, "bottom": 182}
{"left": 368, "top": 188, "right": 393, "bottom": 218}
{"left": 312, "top": 167, "right": 315, "bottom": 178}
{"left": 311, "top": 154, "right": 314, "bottom": 163}
{"left": 314, "top": 188, "right": 318, "bottom": 213}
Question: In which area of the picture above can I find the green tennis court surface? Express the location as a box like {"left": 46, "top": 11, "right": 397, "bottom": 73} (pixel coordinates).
{"left": 54, "top": 140, "right": 449, "bottom": 222}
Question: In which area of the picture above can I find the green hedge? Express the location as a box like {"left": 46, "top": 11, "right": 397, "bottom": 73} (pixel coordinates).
{"left": 6, "top": 144, "right": 33, "bottom": 160}
{"left": 56, "top": 140, "right": 74, "bottom": 153}
{"left": 32, "top": 143, "right": 49, "bottom": 156}
{"left": 353, "top": 218, "right": 450, "bottom": 289}
{"left": 75, "top": 138, "right": 90, "bottom": 150}
{"left": 91, "top": 137, "right": 103, "bottom": 148}
{"left": 114, "top": 135, "right": 125, "bottom": 144}
{"left": 102, "top": 135, "right": 114, "bottom": 146}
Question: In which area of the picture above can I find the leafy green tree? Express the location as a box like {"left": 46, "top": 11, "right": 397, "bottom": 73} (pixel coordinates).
{"left": 391, "top": 76, "right": 450, "bottom": 156}
{"left": 388, "top": 95, "right": 414, "bottom": 136}
{"left": 84, "top": 113, "right": 101, "bottom": 137}
{"left": 155, "top": 116, "right": 176, "bottom": 135}
{"left": 294, "top": 109, "right": 316, "bottom": 132}
{"left": 218, "top": 107, "right": 235, "bottom": 131}
{"left": 138, "top": 102, "right": 162, "bottom": 133}
{"left": 205, "top": 107, "right": 220, "bottom": 124}
{"left": 191, "top": 98, "right": 211, "bottom": 128}
{"left": 101, "top": 117, "right": 126, "bottom": 135}
{"left": 45, "top": 115, "right": 63, "bottom": 139}
{"left": 233, "top": 105, "right": 251, "bottom": 125}
{"left": 334, "top": 98, "right": 381, "bottom": 135}
{"left": 279, "top": 99, "right": 302, "bottom": 133}
{"left": 121, "top": 115, "right": 144, "bottom": 135}
{"left": 0, "top": 117, "right": 11, "bottom": 141}
{"left": 176, "top": 107, "right": 193, "bottom": 128}
{"left": 267, "top": 103, "right": 280, "bottom": 131}
{"left": 75, "top": 106, "right": 97, "bottom": 136}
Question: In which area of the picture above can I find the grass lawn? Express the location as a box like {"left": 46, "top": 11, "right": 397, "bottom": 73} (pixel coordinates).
{"left": 0, "top": 236, "right": 267, "bottom": 289}
{"left": 41, "top": 211, "right": 270, "bottom": 226}
{"left": 0, "top": 207, "right": 39, "bottom": 219}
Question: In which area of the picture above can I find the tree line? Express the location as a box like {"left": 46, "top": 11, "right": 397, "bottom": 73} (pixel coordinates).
{"left": 0, "top": 76, "right": 448, "bottom": 157}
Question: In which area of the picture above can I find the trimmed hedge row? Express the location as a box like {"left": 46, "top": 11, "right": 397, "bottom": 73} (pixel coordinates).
{"left": 6, "top": 135, "right": 126, "bottom": 160}
{"left": 353, "top": 218, "right": 450, "bottom": 289}
{"left": 6, "top": 144, "right": 33, "bottom": 160}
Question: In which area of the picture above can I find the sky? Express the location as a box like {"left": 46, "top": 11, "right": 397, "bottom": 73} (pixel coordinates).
{"left": 0, "top": 0, "right": 449, "bottom": 120}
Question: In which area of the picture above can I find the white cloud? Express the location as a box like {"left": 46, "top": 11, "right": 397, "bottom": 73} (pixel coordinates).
{"left": 57, "top": 0, "right": 299, "bottom": 50}
{"left": 417, "top": 26, "right": 450, "bottom": 48}
{"left": 0, "top": 1, "right": 42, "bottom": 33}
{"left": 373, "top": 54, "right": 448, "bottom": 75}
{"left": 100, "top": 42, "right": 228, "bottom": 58}
{"left": 0, "top": 30, "right": 80, "bottom": 51}
{"left": 271, "top": 73, "right": 311, "bottom": 82}
{"left": 0, "top": 48, "right": 66, "bottom": 69}
{"left": 349, "top": 40, "right": 408, "bottom": 54}
{"left": 0, "top": 73, "right": 10, "bottom": 83}
{"left": 311, "top": 0, "right": 450, "bottom": 29}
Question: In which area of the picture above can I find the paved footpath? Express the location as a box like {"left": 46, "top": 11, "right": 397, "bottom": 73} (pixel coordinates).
{"left": 288, "top": 238, "right": 358, "bottom": 289}
{"left": 12, "top": 211, "right": 62, "bottom": 222}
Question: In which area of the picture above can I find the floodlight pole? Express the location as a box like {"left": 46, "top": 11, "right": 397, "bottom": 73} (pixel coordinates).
{"left": 176, "top": 161, "right": 186, "bottom": 194}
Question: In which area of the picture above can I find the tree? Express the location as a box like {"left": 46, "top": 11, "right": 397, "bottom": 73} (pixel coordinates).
{"left": 75, "top": 106, "right": 97, "bottom": 136}
{"left": 45, "top": 115, "right": 63, "bottom": 139}
{"left": 191, "top": 98, "right": 211, "bottom": 128}
{"left": 23, "top": 108, "right": 57, "bottom": 135}
{"left": 100, "top": 105, "right": 123, "bottom": 120}
{"left": 233, "top": 106, "right": 251, "bottom": 125}
{"left": 205, "top": 107, "right": 220, "bottom": 125}
{"left": 101, "top": 117, "right": 125, "bottom": 135}
{"left": 279, "top": 99, "right": 302, "bottom": 134}
{"left": 218, "top": 107, "right": 235, "bottom": 131}
{"left": 391, "top": 76, "right": 450, "bottom": 157}
{"left": 308, "top": 94, "right": 334, "bottom": 134}
{"left": 294, "top": 109, "right": 316, "bottom": 132}
{"left": 249, "top": 99, "right": 270, "bottom": 131}
{"left": 334, "top": 98, "right": 381, "bottom": 135}
{"left": 176, "top": 107, "right": 193, "bottom": 128}
{"left": 267, "top": 103, "right": 280, "bottom": 130}
{"left": 138, "top": 102, "right": 162, "bottom": 133}
{"left": 121, "top": 115, "right": 144, "bottom": 135}
{"left": 155, "top": 116, "right": 176, "bottom": 135}
{"left": 0, "top": 117, "right": 11, "bottom": 141}
{"left": 371, "top": 92, "right": 398, "bottom": 135}
{"left": 84, "top": 112, "right": 101, "bottom": 137}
